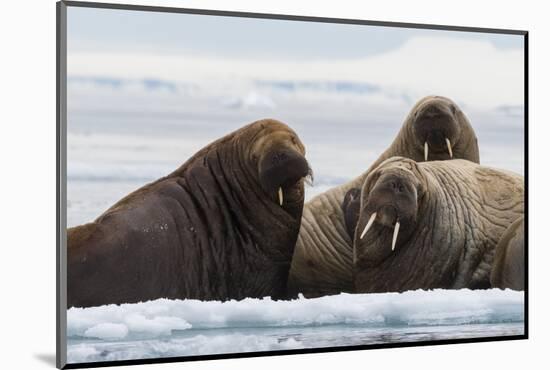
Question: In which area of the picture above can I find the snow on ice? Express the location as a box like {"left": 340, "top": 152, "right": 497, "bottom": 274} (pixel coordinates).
{"left": 68, "top": 289, "right": 523, "bottom": 341}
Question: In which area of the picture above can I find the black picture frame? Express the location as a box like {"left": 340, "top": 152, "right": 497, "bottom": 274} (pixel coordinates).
{"left": 56, "top": 1, "right": 529, "bottom": 368}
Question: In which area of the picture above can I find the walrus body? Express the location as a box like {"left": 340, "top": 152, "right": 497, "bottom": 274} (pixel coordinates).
{"left": 490, "top": 216, "right": 525, "bottom": 291}
{"left": 68, "top": 119, "right": 311, "bottom": 308}
{"left": 288, "top": 96, "right": 479, "bottom": 297}
{"left": 353, "top": 157, "right": 524, "bottom": 293}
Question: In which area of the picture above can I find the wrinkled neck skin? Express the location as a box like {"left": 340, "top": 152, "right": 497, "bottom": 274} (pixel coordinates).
{"left": 368, "top": 110, "right": 479, "bottom": 173}
{"left": 288, "top": 172, "right": 368, "bottom": 296}
{"left": 354, "top": 168, "right": 459, "bottom": 292}
{"left": 190, "top": 132, "right": 304, "bottom": 256}
{"left": 180, "top": 135, "right": 304, "bottom": 299}
{"left": 354, "top": 161, "right": 523, "bottom": 293}
{"left": 177, "top": 130, "right": 304, "bottom": 263}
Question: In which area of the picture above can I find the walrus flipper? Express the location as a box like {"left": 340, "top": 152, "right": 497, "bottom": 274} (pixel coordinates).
{"left": 490, "top": 216, "right": 525, "bottom": 291}
{"left": 342, "top": 188, "right": 361, "bottom": 240}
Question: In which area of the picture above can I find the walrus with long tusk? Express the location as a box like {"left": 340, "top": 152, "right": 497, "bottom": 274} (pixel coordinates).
{"left": 353, "top": 157, "right": 524, "bottom": 293}
{"left": 67, "top": 119, "right": 312, "bottom": 308}
{"left": 372, "top": 95, "right": 479, "bottom": 168}
{"left": 288, "top": 96, "right": 480, "bottom": 297}
{"left": 490, "top": 216, "right": 525, "bottom": 291}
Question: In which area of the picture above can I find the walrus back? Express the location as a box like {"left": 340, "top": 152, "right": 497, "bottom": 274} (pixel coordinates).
{"left": 288, "top": 175, "right": 365, "bottom": 297}
{"left": 490, "top": 216, "right": 525, "bottom": 291}
{"left": 67, "top": 119, "right": 309, "bottom": 307}
{"left": 422, "top": 159, "right": 524, "bottom": 289}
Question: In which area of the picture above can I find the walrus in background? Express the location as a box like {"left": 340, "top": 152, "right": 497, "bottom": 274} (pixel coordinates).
{"left": 288, "top": 96, "right": 480, "bottom": 297}
{"left": 490, "top": 216, "right": 525, "bottom": 291}
{"left": 371, "top": 95, "right": 479, "bottom": 168}
{"left": 353, "top": 157, "right": 523, "bottom": 293}
{"left": 68, "top": 119, "right": 311, "bottom": 308}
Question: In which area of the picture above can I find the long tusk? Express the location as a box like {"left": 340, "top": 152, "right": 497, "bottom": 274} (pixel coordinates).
{"left": 445, "top": 138, "right": 453, "bottom": 158}
{"left": 278, "top": 187, "right": 283, "bottom": 206}
{"left": 424, "top": 142, "right": 429, "bottom": 161}
{"left": 392, "top": 221, "right": 400, "bottom": 251}
{"left": 360, "top": 212, "right": 377, "bottom": 239}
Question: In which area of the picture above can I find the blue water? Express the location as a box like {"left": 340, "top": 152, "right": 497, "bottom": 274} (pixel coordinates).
{"left": 67, "top": 322, "right": 523, "bottom": 363}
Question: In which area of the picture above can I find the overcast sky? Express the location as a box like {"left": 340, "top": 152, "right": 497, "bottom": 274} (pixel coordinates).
{"left": 68, "top": 7, "right": 523, "bottom": 59}
{"left": 67, "top": 6, "right": 525, "bottom": 110}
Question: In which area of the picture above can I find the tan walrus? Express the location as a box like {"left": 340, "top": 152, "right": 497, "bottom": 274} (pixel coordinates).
{"left": 288, "top": 96, "right": 480, "bottom": 297}
{"left": 353, "top": 157, "right": 523, "bottom": 292}
{"left": 490, "top": 216, "right": 525, "bottom": 291}
{"left": 68, "top": 119, "right": 311, "bottom": 308}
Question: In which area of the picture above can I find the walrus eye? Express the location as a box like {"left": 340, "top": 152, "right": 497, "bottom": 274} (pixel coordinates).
{"left": 450, "top": 104, "right": 457, "bottom": 114}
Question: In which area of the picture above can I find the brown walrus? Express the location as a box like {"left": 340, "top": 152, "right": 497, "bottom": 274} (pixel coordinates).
{"left": 490, "top": 216, "right": 525, "bottom": 291}
{"left": 288, "top": 96, "right": 480, "bottom": 297}
{"left": 353, "top": 157, "right": 524, "bottom": 293}
{"left": 67, "top": 119, "right": 311, "bottom": 308}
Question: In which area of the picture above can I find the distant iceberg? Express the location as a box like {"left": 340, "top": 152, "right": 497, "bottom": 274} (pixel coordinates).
{"left": 67, "top": 76, "right": 194, "bottom": 94}
{"left": 255, "top": 80, "right": 381, "bottom": 95}
{"left": 221, "top": 91, "right": 276, "bottom": 110}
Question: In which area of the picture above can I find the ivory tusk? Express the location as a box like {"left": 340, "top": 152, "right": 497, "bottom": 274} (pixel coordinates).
{"left": 360, "top": 212, "right": 377, "bottom": 239}
{"left": 392, "top": 221, "right": 400, "bottom": 251}
{"left": 278, "top": 187, "right": 283, "bottom": 206}
{"left": 446, "top": 138, "right": 453, "bottom": 158}
{"left": 424, "top": 142, "right": 429, "bottom": 161}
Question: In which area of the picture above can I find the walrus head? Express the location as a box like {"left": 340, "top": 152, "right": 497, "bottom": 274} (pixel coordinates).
{"left": 353, "top": 157, "right": 426, "bottom": 267}
{"left": 410, "top": 96, "right": 463, "bottom": 161}
{"left": 244, "top": 119, "right": 312, "bottom": 220}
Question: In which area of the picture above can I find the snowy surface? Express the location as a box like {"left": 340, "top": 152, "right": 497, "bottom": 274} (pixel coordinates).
{"left": 67, "top": 289, "right": 524, "bottom": 363}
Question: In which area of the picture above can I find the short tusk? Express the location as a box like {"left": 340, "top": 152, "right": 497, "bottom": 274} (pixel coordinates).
{"left": 392, "top": 221, "right": 400, "bottom": 251}
{"left": 278, "top": 187, "right": 283, "bottom": 206}
{"left": 445, "top": 138, "right": 453, "bottom": 158}
{"left": 424, "top": 142, "right": 429, "bottom": 161}
{"left": 360, "top": 212, "right": 377, "bottom": 239}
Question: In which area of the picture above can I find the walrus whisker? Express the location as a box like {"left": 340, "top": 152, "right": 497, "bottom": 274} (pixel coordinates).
{"left": 392, "top": 221, "right": 400, "bottom": 251}
{"left": 278, "top": 187, "right": 284, "bottom": 206}
{"left": 304, "top": 166, "right": 314, "bottom": 187}
{"left": 424, "top": 142, "right": 429, "bottom": 161}
{"left": 360, "top": 212, "right": 377, "bottom": 240}
{"left": 446, "top": 138, "right": 453, "bottom": 158}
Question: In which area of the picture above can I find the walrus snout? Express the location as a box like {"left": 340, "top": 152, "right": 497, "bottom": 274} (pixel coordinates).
{"left": 364, "top": 174, "right": 417, "bottom": 223}
{"left": 258, "top": 148, "right": 310, "bottom": 206}
{"left": 375, "top": 205, "right": 398, "bottom": 227}
{"left": 354, "top": 172, "right": 419, "bottom": 266}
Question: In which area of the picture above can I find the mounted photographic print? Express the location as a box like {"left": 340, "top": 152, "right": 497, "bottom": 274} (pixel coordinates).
{"left": 56, "top": 1, "right": 528, "bottom": 368}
